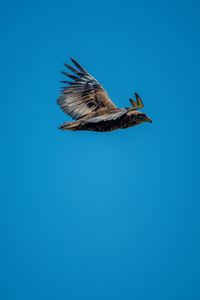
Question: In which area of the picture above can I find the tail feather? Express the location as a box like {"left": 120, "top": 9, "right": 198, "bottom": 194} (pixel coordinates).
{"left": 58, "top": 120, "right": 81, "bottom": 131}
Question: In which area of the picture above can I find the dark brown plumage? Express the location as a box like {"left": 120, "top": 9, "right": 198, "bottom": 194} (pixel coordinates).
{"left": 57, "top": 58, "right": 152, "bottom": 132}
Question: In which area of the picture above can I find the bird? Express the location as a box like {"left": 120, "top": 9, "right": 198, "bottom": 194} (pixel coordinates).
{"left": 57, "top": 58, "right": 152, "bottom": 132}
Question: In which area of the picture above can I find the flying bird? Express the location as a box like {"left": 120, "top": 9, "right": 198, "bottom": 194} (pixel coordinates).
{"left": 57, "top": 58, "right": 152, "bottom": 132}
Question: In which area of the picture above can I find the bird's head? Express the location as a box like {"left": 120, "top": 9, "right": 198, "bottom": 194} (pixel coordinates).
{"left": 127, "top": 92, "right": 152, "bottom": 125}
{"left": 127, "top": 110, "right": 152, "bottom": 125}
{"left": 135, "top": 111, "right": 152, "bottom": 124}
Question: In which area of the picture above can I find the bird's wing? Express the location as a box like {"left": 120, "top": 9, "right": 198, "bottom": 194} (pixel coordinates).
{"left": 57, "top": 58, "right": 117, "bottom": 120}
{"left": 85, "top": 109, "right": 127, "bottom": 123}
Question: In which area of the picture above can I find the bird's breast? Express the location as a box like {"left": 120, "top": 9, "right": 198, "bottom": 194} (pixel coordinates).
{"left": 77, "top": 114, "right": 137, "bottom": 132}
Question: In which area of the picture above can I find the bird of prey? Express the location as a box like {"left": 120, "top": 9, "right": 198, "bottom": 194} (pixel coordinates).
{"left": 57, "top": 58, "right": 152, "bottom": 132}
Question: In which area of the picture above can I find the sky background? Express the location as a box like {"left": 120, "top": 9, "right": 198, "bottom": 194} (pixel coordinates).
{"left": 0, "top": 0, "right": 200, "bottom": 299}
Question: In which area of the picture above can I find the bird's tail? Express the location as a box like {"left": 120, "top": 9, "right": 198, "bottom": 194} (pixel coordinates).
{"left": 58, "top": 121, "right": 81, "bottom": 131}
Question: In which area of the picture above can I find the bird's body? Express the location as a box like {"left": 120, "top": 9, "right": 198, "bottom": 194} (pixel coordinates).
{"left": 59, "top": 108, "right": 148, "bottom": 132}
{"left": 57, "top": 58, "right": 152, "bottom": 132}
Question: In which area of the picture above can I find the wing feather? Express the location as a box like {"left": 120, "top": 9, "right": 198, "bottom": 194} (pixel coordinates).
{"left": 57, "top": 58, "right": 117, "bottom": 120}
{"left": 85, "top": 109, "right": 127, "bottom": 123}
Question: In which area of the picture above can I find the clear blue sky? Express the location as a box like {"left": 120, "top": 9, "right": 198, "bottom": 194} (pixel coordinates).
{"left": 0, "top": 0, "right": 200, "bottom": 299}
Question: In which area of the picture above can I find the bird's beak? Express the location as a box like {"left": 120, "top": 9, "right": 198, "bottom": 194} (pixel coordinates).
{"left": 146, "top": 116, "right": 152, "bottom": 123}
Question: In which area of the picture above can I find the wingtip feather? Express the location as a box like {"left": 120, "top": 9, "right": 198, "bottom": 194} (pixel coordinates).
{"left": 70, "top": 58, "right": 88, "bottom": 74}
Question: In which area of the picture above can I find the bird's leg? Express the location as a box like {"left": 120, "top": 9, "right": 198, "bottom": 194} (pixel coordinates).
{"left": 129, "top": 93, "right": 144, "bottom": 110}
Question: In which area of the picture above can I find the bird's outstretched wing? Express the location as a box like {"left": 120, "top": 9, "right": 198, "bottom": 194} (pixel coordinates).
{"left": 57, "top": 58, "right": 117, "bottom": 120}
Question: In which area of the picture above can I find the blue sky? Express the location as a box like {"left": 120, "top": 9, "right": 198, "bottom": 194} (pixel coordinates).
{"left": 0, "top": 0, "right": 200, "bottom": 299}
